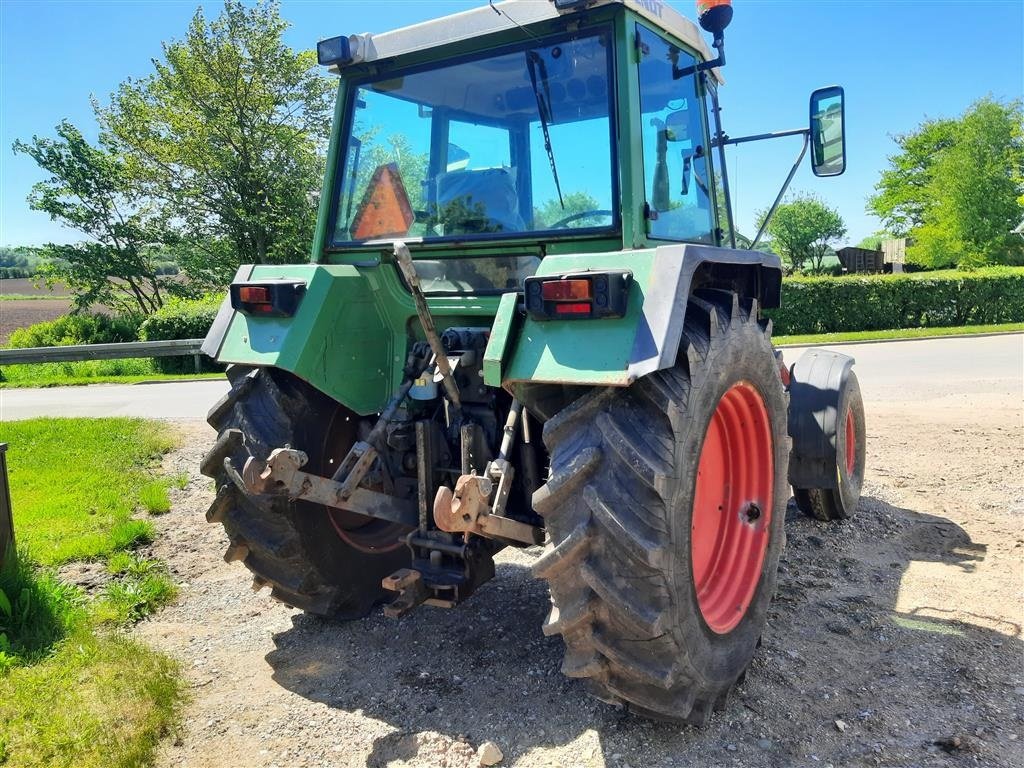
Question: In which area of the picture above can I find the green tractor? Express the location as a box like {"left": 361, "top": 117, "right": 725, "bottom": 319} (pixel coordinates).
{"left": 200, "top": 0, "right": 866, "bottom": 724}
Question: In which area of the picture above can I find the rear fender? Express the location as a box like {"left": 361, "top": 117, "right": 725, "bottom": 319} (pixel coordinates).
{"left": 202, "top": 263, "right": 396, "bottom": 416}
{"left": 484, "top": 244, "right": 782, "bottom": 399}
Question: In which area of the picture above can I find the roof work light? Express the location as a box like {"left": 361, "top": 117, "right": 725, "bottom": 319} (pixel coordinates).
{"left": 317, "top": 36, "right": 354, "bottom": 67}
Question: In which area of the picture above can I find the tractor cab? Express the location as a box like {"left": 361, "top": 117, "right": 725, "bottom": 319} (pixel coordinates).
{"left": 316, "top": 0, "right": 727, "bottom": 269}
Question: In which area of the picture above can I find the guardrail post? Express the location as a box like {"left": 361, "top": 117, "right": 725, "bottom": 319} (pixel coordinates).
{"left": 194, "top": 353, "right": 202, "bottom": 374}
{"left": 0, "top": 444, "right": 13, "bottom": 566}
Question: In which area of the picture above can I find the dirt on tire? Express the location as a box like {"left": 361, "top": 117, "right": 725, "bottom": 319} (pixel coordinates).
{"left": 139, "top": 371, "right": 1023, "bottom": 767}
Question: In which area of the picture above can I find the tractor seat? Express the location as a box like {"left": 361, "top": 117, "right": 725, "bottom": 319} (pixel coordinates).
{"left": 435, "top": 167, "right": 525, "bottom": 235}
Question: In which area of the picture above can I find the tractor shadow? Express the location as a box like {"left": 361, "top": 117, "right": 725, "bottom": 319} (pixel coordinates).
{"left": 266, "top": 494, "right": 1024, "bottom": 767}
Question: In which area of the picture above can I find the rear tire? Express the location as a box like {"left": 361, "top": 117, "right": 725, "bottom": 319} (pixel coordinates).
{"left": 201, "top": 366, "right": 410, "bottom": 618}
{"left": 532, "top": 291, "right": 789, "bottom": 725}
{"left": 792, "top": 371, "right": 865, "bottom": 521}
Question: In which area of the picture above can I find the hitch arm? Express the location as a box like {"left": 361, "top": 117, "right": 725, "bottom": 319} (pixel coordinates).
{"left": 243, "top": 448, "right": 417, "bottom": 527}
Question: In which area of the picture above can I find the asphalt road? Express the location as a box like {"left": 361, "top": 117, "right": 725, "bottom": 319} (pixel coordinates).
{"left": 1, "top": 334, "right": 1021, "bottom": 422}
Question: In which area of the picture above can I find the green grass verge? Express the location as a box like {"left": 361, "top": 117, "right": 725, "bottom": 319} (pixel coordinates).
{"left": 0, "top": 551, "right": 86, "bottom": 668}
{"left": 0, "top": 418, "right": 177, "bottom": 566}
{"left": 95, "top": 554, "right": 178, "bottom": 625}
{"left": 0, "top": 416, "right": 185, "bottom": 768}
{"left": 0, "top": 358, "right": 224, "bottom": 388}
{"left": 0, "top": 627, "right": 183, "bottom": 768}
{"left": 774, "top": 322, "right": 1024, "bottom": 347}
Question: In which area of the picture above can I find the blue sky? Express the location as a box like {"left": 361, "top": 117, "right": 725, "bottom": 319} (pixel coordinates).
{"left": 1, "top": 0, "right": 1022, "bottom": 247}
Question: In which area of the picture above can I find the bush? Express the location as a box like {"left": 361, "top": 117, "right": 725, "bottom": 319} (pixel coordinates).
{"left": 0, "top": 267, "right": 34, "bottom": 279}
{"left": 7, "top": 312, "right": 140, "bottom": 349}
{"left": 138, "top": 296, "right": 223, "bottom": 373}
{"left": 765, "top": 267, "right": 1024, "bottom": 335}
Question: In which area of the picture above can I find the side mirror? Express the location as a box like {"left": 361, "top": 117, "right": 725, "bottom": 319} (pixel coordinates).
{"left": 809, "top": 86, "right": 846, "bottom": 177}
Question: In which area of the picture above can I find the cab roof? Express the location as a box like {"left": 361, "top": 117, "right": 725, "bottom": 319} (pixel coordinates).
{"left": 331, "top": 0, "right": 719, "bottom": 79}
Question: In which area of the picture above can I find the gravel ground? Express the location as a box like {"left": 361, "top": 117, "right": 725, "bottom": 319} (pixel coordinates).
{"left": 138, "top": 385, "right": 1023, "bottom": 768}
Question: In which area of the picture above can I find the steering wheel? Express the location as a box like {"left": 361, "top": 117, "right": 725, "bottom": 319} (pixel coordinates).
{"left": 549, "top": 209, "right": 614, "bottom": 229}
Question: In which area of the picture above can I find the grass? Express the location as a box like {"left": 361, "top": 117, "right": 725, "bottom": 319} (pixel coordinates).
{"left": 96, "top": 554, "right": 177, "bottom": 625}
{"left": 0, "top": 294, "right": 70, "bottom": 301}
{"left": 0, "top": 358, "right": 224, "bottom": 388}
{"left": 138, "top": 481, "right": 172, "bottom": 515}
{"left": 0, "top": 628, "right": 183, "bottom": 768}
{"left": 774, "top": 322, "right": 1024, "bottom": 347}
{"left": 0, "top": 550, "right": 85, "bottom": 670}
{"left": 0, "top": 418, "right": 177, "bottom": 566}
{"left": 0, "top": 417, "right": 186, "bottom": 768}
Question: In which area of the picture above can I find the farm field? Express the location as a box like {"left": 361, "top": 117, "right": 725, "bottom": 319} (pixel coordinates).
{"left": 0, "top": 279, "right": 73, "bottom": 345}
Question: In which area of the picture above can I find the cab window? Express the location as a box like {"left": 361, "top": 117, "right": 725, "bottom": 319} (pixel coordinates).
{"left": 636, "top": 25, "right": 715, "bottom": 244}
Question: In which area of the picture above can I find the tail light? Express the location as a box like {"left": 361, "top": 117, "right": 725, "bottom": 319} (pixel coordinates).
{"left": 230, "top": 281, "right": 306, "bottom": 317}
{"left": 524, "top": 271, "right": 632, "bottom": 320}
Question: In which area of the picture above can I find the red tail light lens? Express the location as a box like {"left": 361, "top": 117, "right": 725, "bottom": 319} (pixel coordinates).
{"left": 541, "top": 279, "right": 592, "bottom": 302}
{"left": 555, "top": 302, "right": 593, "bottom": 315}
{"left": 230, "top": 281, "right": 306, "bottom": 317}
{"left": 524, "top": 271, "right": 633, "bottom": 321}
{"left": 238, "top": 286, "right": 271, "bottom": 304}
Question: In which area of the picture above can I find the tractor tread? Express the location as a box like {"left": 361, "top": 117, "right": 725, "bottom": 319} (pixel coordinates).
{"left": 201, "top": 365, "right": 407, "bottom": 619}
{"left": 534, "top": 290, "right": 789, "bottom": 725}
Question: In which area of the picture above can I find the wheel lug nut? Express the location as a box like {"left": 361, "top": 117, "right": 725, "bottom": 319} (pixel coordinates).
{"left": 744, "top": 503, "right": 761, "bottom": 522}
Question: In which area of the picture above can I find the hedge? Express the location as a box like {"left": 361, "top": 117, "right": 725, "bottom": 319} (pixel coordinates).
{"left": 7, "top": 312, "right": 140, "bottom": 349}
{"left": 765, "top": 267, "right": 1024, "bottom": 336}
{"left": 138, "top": 296, "right": 223, "bottom": 374}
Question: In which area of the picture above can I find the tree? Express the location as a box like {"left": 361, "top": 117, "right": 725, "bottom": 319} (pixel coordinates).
{"left": 532, "top": 191, "right": 603, "bottom": 229}
{"left": 12, "top": 121, "right": 173, "bottom": 315}
{"left": 757, "top": 193, "right": 846, "bottom": 273}
{"left": 99, "top": 0, "right": 333, "bottom": 287}
{"left": 869, "top": 98, "right": 1024, "bottom": 268}
{"left": 868, "top": 118, "right": 957, "bottom": 236}
{"left": 856, "top": 235, "right": 885, "bottom": 251}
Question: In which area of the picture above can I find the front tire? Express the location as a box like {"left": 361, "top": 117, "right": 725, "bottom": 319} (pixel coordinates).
{"left": 532, "top": 291, "right": 789, "bottom": 724}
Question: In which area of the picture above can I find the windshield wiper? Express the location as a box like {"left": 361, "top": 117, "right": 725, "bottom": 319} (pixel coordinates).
{"left": 526, "top": 50, "right": 564, "bottom": 209}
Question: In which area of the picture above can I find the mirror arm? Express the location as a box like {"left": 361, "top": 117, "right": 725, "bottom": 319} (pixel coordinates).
{"left": 750, "top": 131, "right": 810, "bottom": 250}
{"left": 716, "top": 127, "right": 808, "bottom": 147}
{"left": 674, "top": 35, "right": 725, "bottom": 80}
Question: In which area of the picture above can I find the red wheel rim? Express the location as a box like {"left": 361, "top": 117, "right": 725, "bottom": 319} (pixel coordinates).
{"left": 320, "top": 409, "right": 409, "bottom": 554}
{"left": 691, "top": 382, "right": 774, "bottom": 634}
{"left": 844, "top": 407, "right": 856, "bottom": 476}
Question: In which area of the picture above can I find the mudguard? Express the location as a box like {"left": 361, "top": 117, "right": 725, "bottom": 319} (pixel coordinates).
{"left": 203, "top": 261, "right": 503, "bottom": 415}
{"left": 484, "top": 243, "right": 782, "bottom": 389}
{"left": 787, "top": 348, "right": 856, "bottom": 490}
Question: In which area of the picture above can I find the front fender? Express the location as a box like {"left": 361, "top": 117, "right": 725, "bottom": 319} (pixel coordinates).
{"left": 484, "top": 244, "right": 782, "bottom": 391}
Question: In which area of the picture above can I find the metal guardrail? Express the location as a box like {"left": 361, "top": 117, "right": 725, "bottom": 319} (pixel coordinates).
{"left": 0, "top": 338, "right": 205, "bottom": 366}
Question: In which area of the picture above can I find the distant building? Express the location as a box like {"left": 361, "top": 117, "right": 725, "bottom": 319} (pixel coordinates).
{"left": 881, "top": 238, "right": 909, "bottom": 273}
{"left": 836, "top": 246, "right": 885, "bottom": 273}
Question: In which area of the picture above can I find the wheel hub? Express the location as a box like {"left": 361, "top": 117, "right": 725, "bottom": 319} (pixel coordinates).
{"left": 691, "top": 382, "right": 774, "bottom": 634}
{"left": 320, "top": 409, "right": 410, "bottom": 554}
